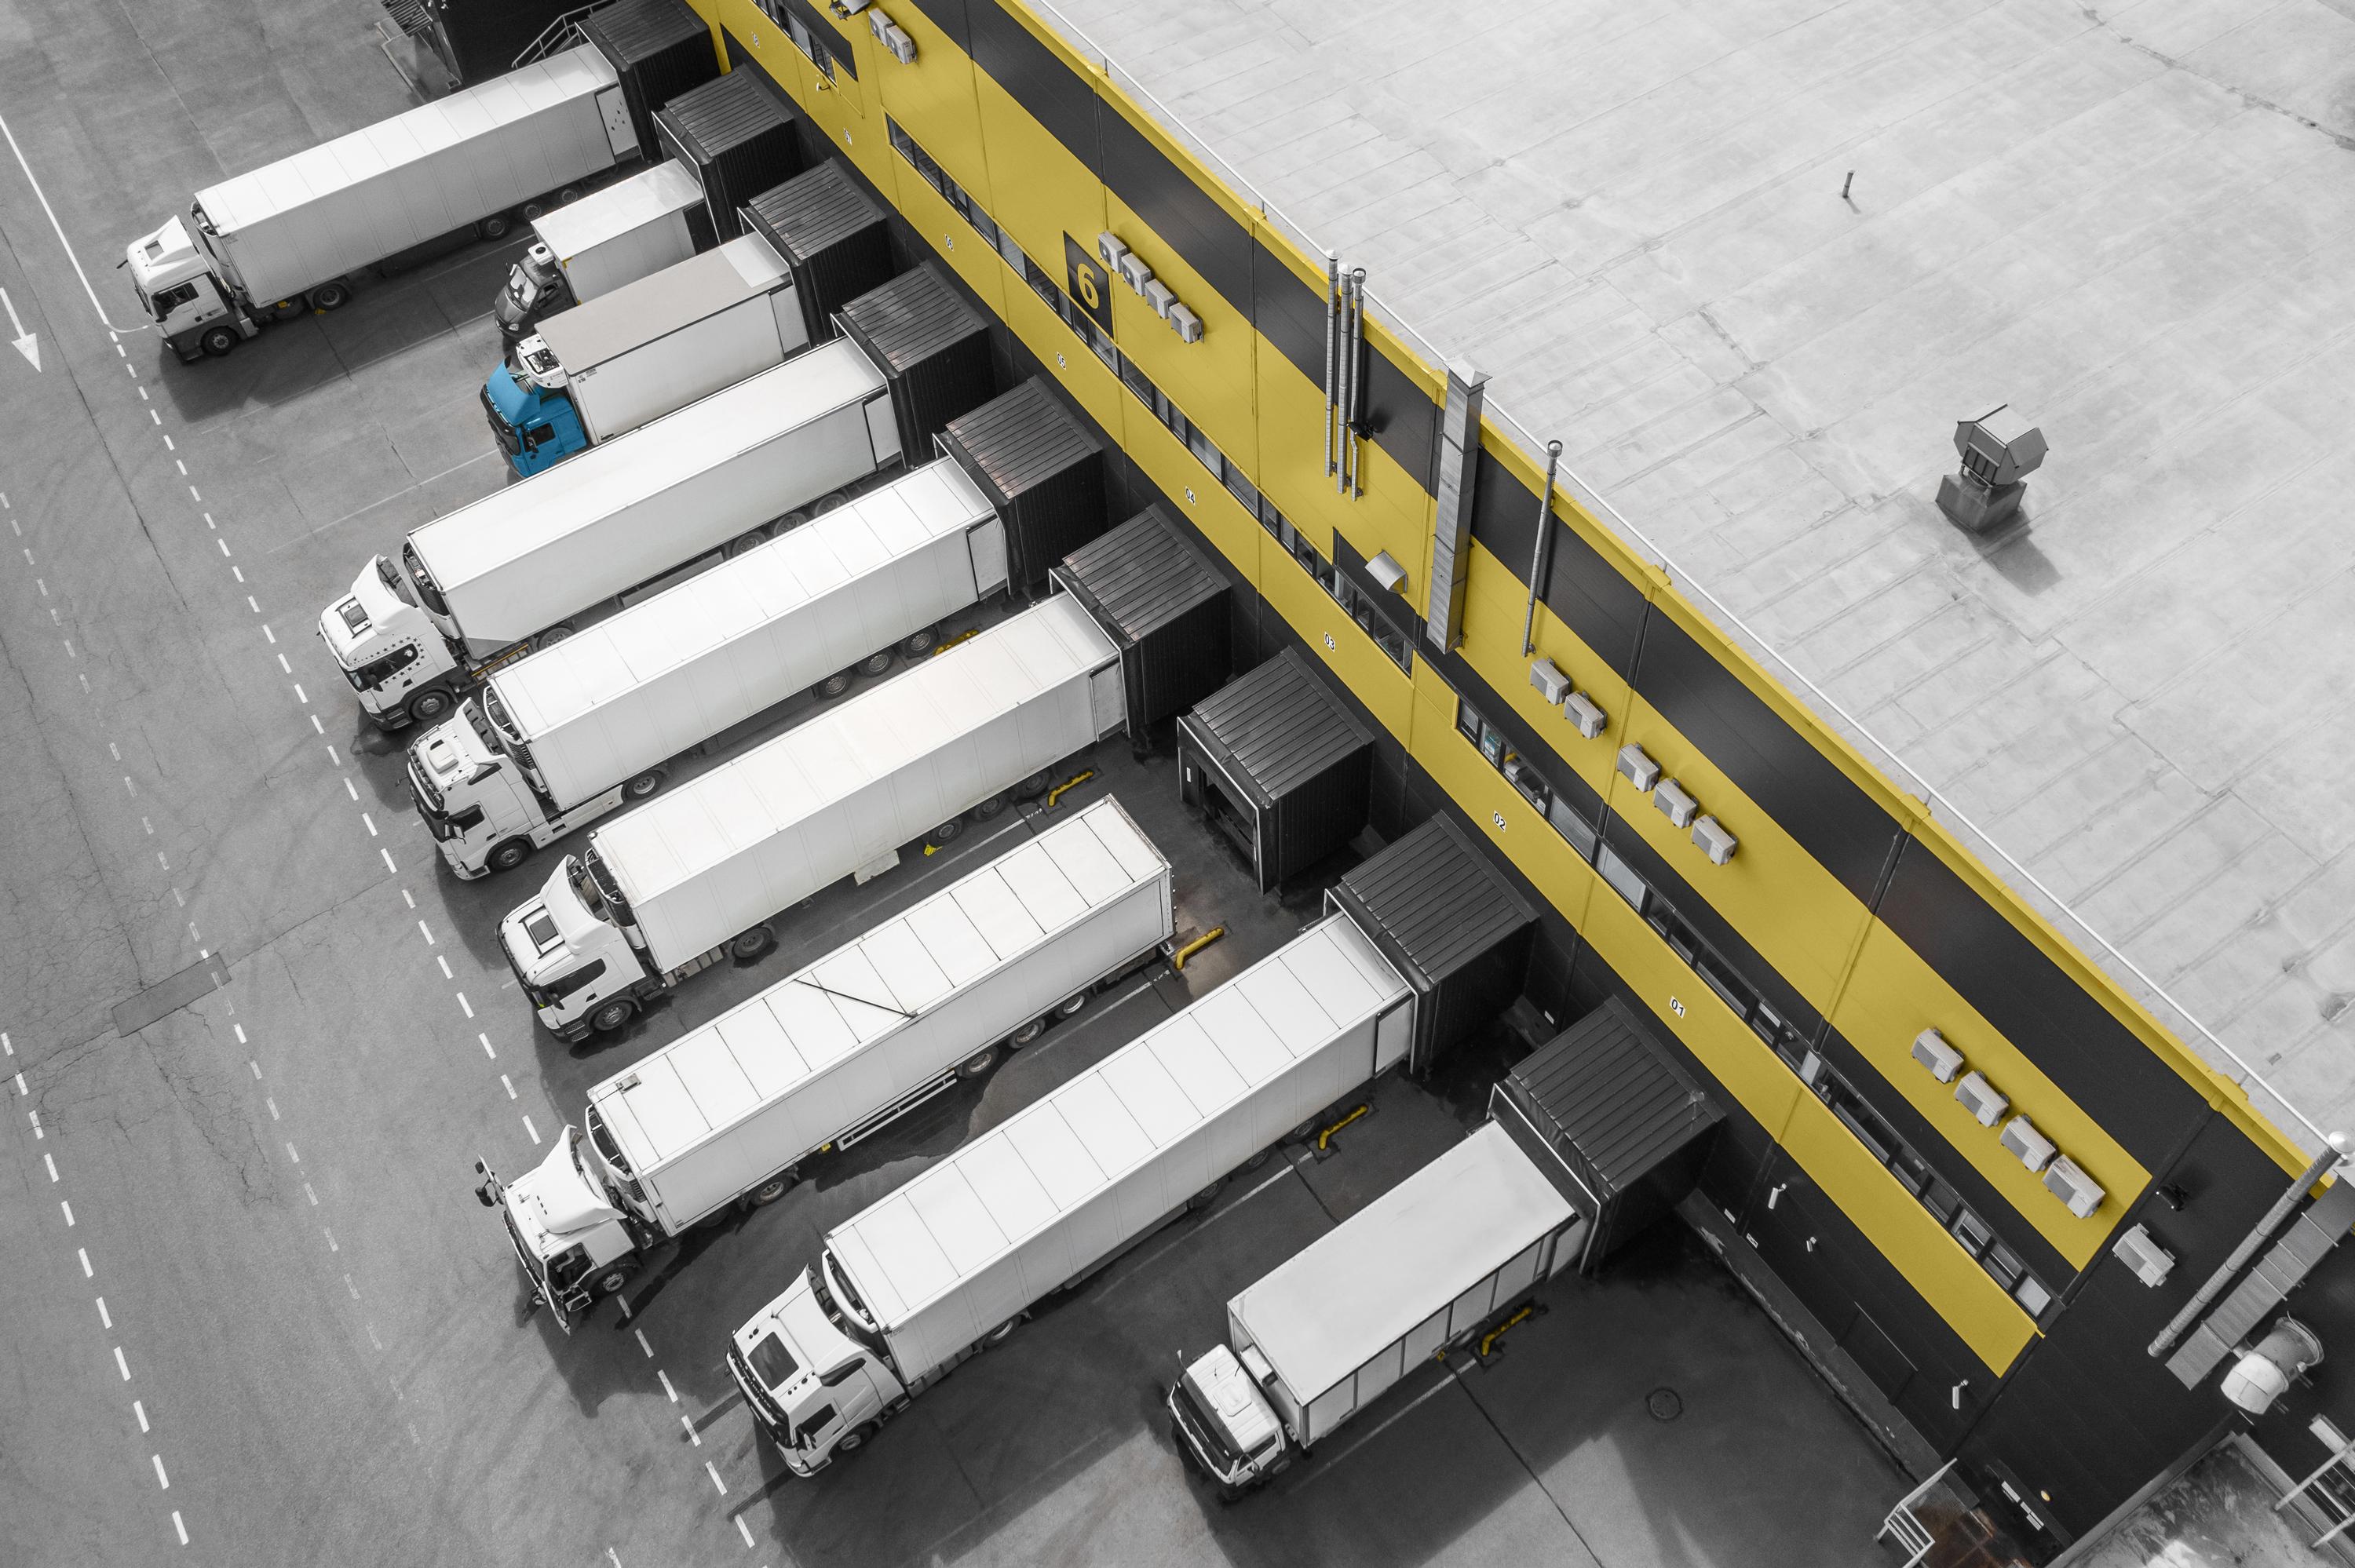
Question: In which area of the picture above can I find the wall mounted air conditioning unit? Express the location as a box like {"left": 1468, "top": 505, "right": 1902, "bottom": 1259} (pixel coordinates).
{"left": 1565, "top": 691, "right": 1606, "bottom": 739}
{"left": 1692, "top": 815, "right": 1737, "bottom": 865}
{"left": 2000, "top": 1114, "right": 2056, "bottom": 1172}
{"left": 1143, "top": 278, "right": 1177, "bottom": 319}
{"left": 1654, "top": 779, "right": 1698, "bottom": 829}
{"left": 2114, "top": 1223, "right": 2173, "bottom": 1286}
{"left": 2044, "top": 1155, "right": 2104, "bottom": 1218}
{"left": 1529, "top": 658, "right": 1570, "bottom": 704}
{"left": 1118, "top": 252, "right": 1154, "bottom": 293}
{"left": 1616, "top": 744, "right": 1659, "bottom": 792}
{"left": 1168, "top": 303, "right": 1202, "bottom": 343}
{"left": 1911, "top": 1028, "right": 1962, "bottom": 1083}
{"left": 1097, "top": 232, "right": 1129, "bottom": 271}
{"left": 1955, "top": 1070, "right": 2007, "bottom": 1127}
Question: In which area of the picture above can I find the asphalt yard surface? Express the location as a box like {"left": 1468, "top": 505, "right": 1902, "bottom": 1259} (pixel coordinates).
{"left": 0, "top": 2, "right": 1904, "bottom": 1563}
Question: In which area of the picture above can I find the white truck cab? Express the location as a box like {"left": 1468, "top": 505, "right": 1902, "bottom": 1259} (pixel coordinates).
{"left": 316, "top": 552, "right": 462, "bottom": 727}
{"left": 473, "top": 1123, "right": 651, "bottom": 1329}
{"left": 501, "top": 854, "right": 643, "bottom": 1037}
{"left": 409, "top": 698, "right": 551, "bottom": 876}
{"left": 124, "top": 214, "right": 249, "bottom": 357}
{"left": 729, "top": 1262, "right": 907, "bottom": 1475}
{"left": 1168, "top": 1344, "right": 1291, "bottom": 1496}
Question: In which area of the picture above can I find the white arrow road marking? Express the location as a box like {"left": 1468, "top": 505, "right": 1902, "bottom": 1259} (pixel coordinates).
{"left": 2, "top": 286, "right": 38, "bottom": 370}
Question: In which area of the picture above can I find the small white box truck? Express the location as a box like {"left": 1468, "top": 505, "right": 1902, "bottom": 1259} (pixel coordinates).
{"left": 473, "top": 798, "right": 1174, "bottom": 1329}
{"left": 493, "top": 159, "right": 712, "bottom": 339}
{"left": 487, "top": 231, "right": 809, "bottom": 474}
{"left": 319, "top": 337, "right": 898, "bottom": 730}
{"left": 125, "top": 45, "right": 638, "bottom": 362}
{"left": 409, "top": 458, "right": 1010, "bottom": 879}
{"left": 1167, "top": 1119, "right": 1579, "bottom": 1496}
{"left": 725, "top": 910, "right": 1416, "bottom": 1474}
{"left": 499, "top": 594, "right": 1126, "bottom": 1041}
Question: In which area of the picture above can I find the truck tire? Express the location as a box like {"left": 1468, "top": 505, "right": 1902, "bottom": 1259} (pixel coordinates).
{"left": 199, "top": 325, "right": 239, "bottom": 359}
{"left": 1055, "top": 991, "right": 1086, "bottom": 1018}
{"left": 309, "top": 280, "right": 351, "bottom": 312}
{"left": 726, "top": 527, "right": 768, "bottom": 557}
{"left": 836, "top": 1421, "right": 877, "bottom": 1453}
{"left": 730, "top": 926, "right": 776, "bottom": 961}
{"left": 557, "top": 185, "right": 583, "bottom": 205}
{"left": 928, "top": 816, "right": 963, "bottom": 846}
{"left": 1185, "top": 1179, "right": 1222, "bottom": 1214}
{"left": 812, "top": 669, "right": 853, "bottom": 701}
{"left": 856, "top": 648, "right": 895, "bottom": 677}
{"left": 1013, "top": 769, "right": 1051, "bottom": 801}
{"left": 901, "top": 626, "right": 938, "bottom": 657}
{"left": 982, "top": 1314, "right": 1022, "bottom": 1346}
{"left": 487, "top": 837, "right": 533, "bottom": 874}
{"left": 971, "top": 791, "right": 1010, "bottom": 821}
{"left": 594, "top": 1261, "right": 638, "bottom": 1296}
{"left": 405, "top": 687, "right": 454, "bottom": 724}
{"left": 623, "top": 769, "right": 663, "bottom": 800}
{"left": 479, "top": 213, "right": 513, "bottom": 240}
{"left": 536, "top": 623, "right": 575, "bottom": 648}
{"left": 748, "top": 1168, "right": 796, "bottom": 1206}
{"left": 588, "top": 997, "right": 637, "bottom": 1034}
{"left": 1008, "top": 1017, "right": 1045, "bottom": 1048}
{"left": 812, "top": 491, "right": 849, "bottom": 516}
{"left": 958, "top": 1044, "right": 997, "bottom": 1079}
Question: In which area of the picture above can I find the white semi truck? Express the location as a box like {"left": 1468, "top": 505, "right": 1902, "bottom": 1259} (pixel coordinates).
{"left": 487, "top": 231, "right": 809, "bottom": 474}
{"left": 492, "top": 159, "right": 712, "bottom": 340}
{"left": 500, "top": 594, "right": 1126, "bottom": 1041}
{"left": 726, "top": 911, "right": 1416, "bottom": 1474}
{"left": 410, "top": 458, "right": 1008, "bottom": 878}
{"left": 472, "top": 799, "right": 1173, "bottom": 1329}
{"left": 1167, "top": 1119, "right": 1580, "bottom": 1496}
{"left": 125, "top": 46, "right": 638, "bottom": 363}
{"left": 319, "top": 337, "right": 898, "bottom": 730}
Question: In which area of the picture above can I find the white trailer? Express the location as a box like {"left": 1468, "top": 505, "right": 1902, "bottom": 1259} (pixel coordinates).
{"left": 319, "top": 337, "right": 897, "bottom": 729}
{"left": 488, "top": 231, "right": 809, "bottom": 473}
{"left": 501, "top": 594, "right": 1125, "bottom": 1041}
{"left": 473, "top": 799, "right": 1174, "bottom": 1329}
{"left": 408, "top": 458, "right": 1006, "bottom": 879}
{"left": 726, "top": 911, "right": 1416, "bottom": 1475}
{"left": 125, "top": 45, "right": 637, "bottom": 362}
{"left": 493, "top": 159, "right": 711, "bottom": 338}
{"left": 1168, "top": 1121, "right": 1579, "bottom": 1495}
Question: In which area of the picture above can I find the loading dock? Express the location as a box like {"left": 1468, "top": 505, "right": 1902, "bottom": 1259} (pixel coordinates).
{"left": 743, "top": 160, "right": 893, "bottom": 346}
{"left": 1178, "top": 649, "right": 1374, "bottom": 892}
{"left": 936, "top": 378, "right": 1109, "bottom": 589}
{"left": 1051, "top": 505, "right": 1232, "bottom": 735}
{"left": 655, "top": 67, "right": 801, "bottom": 242}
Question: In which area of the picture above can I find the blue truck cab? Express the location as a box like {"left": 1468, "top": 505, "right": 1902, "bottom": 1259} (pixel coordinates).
{"left": 484, "top": 338, "right": 587, "bottom": 476}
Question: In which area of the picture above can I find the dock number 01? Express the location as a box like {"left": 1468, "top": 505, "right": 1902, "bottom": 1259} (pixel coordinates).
{"left": 1669, "top": 996, "right": 1686, "bottom": 1018}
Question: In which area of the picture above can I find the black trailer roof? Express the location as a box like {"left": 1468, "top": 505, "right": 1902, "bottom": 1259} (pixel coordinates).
{"left": 744, "top": 162, "right": 883, "bottom": 264}
{"left": 579, "top": 0, "right": 707, "bottom": 65}
{"left": 1332, "top": 816, "right": 1535, "bottom": 990}
{"left": 939, "top": 379, "right": 1102, "bottom": 503}
{"left": 1185, "top": 648, "right": 1372, "bottom": 808}
{"left": 837, "top": 263, "right": 987, "bottom": 374}
{"left": 1057, "top": 506, "right": 1225, "bottom": 646}
{"left": 1503, "top": 997, "right": 1721, "bottom": 1202}
{"left": 656, "top": 67, "right": 791, "bottom": 160}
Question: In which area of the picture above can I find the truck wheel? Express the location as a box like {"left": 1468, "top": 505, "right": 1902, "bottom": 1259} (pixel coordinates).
{"left": 557, "top": 186, "right": 583, "bottom": 205}
{"left": 1009, "top": 1017, "right": 1045, "bottom": 1048}
{"left": 623, "top": 769, "right": 663, "bottom": 800}
{"left": 726, "top": 527, "right": 768, "bottom": 557}
{"left": 958, "top": 1044, "right": 997, "bottom": 1079}
{"left": 588, "top": 997, "right": 637, "bottom": 1034}
{"left": 268, "top": 297, "right": 304, "bottom": 322}
{"left": 983, "top": 1314, "right": 1022, "bottom": 1345}
{"left": 536, "top": 623, "right": 575, "bottom": 648}
{"left": 1055, "top": 991, "right": 1086, "bottom": 1018}
{"left": 594, "top": 1261, "right": 639, "bottom": 1296}
{"left": 487, "top": 837, "right": 534, "bottom": 874}
{"left": 856, "top": 648, "right": 895, "bottom": 677}
{"left": 309, "top": 280, "right": 351, "bottom": 312}
{"left": 928, "top": 816, "right": 963, "bottom": 846}
{"left": 479, "top": 213, "right": 513, "bottom": 240}
{"left": 901, "top": 627, "right": 938, "bottom": 657}
{"left": 971, "top": 792, "right": 1010, "bottom": 821}
{"left": 520, "top": 199, "right": 549, "bottom": 223}
{"left": 812, "top": 491, "right": 849, "bottom": 515}
{"left": 749, "top": 1168, "right": 796, "bottom": 1205}
{"left": 836, "top": 1421, "right": 877, "bottom": 1453}
{"left": 406, "top": 687, "right": 454, "bottom": 724}
{"left": 1013, "top": 769, "right": 1051, "bottom": 801}
{"left": 1185, "top": 1180, "right": 1222, "bottom": 1214}
{"left": 812, "top": 669, "right": 853, "bottom": 701}
{"left": 199, "top": 325, "right": 239, "bottom": 358}
{"left": 730, "top": 926, "right": 776, "bottom": 961}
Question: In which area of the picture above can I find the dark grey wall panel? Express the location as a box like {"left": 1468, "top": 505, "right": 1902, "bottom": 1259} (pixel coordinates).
{"left": 1095, "top": 106, "right": 1253, "bottom": 314}
{"left": 965, "top": 1, "right": 1101, "bottom": 179}
{"left": 1467, "top": 449, "right": 1649, "bottom": 679}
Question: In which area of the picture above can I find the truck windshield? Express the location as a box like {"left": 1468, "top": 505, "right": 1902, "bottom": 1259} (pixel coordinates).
{"left": 375, "top": 556, "right": 418, "bottom": 609}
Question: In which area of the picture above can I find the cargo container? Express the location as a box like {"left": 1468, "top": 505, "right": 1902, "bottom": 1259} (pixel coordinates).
{"left": 499, "top": 595, "right": 1127, "bottom": 1041}
{"left": 474, "top": 800, "right": 1173, "bottom": 1329}
{"left": 487, "top": 231, "right": 808, "bottom": 473}
{"left": 493, "top": 159, "right": 714, "bottom": 340}
{"left": 321, "top": 337, "right": 900, "bottom": 729}
{"left": 728, "top": 911, "right": 1416, "bottom": 1473}
{"left": 125, "top": 45, "right": 637, "bottom": 362}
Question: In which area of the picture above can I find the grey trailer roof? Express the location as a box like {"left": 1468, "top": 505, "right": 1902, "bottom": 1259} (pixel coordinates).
{"left": 837, "top": 263, "right": 988, "bottom": 375}
{"left": 655, "top": 67, "right": 791, "bottom": 160}
{"left": 579, "top": 0, "right": 708, "bottom": 64}
{"left": 1185, "top": 649, "right": 1372, "bottom": 808}
{"left": 940, "top": 379, "right": 1102, "bottom": 504}
{"left": 1334, "top": 815, "right": 1535, "bottom": 990}
{"left": 1506, "top": 997, "right": 1721, "bottom": 1204}
{"left": 533, "top": 232, "right": 787, "bottom": 370}
{"left": 745, "top": 161, "right": 884, "bottom": 264}
{"left": 1056, "top": 505, "right": 1225, "bottom": 647}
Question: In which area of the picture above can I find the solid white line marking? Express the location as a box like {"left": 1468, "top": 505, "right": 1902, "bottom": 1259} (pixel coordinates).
{"left": 521, "top": 1113, "right": 538, "bottom": 1143}
{"left": 635, "top": 1329, "right": 653, "bottom": 1359}
{"left": 44, "top": 1152, "right": 57, "bottom": 1182}
{"left": 0, "top": 108, "right": 119, "bottom": 328}
{"left": 134, "top": 1399, "right": 148, "bottom": 1432}
{"left": 682, "top": 1413, "right": 700, "bottom": 1446}
{"left": 172, "top": 1511, "right": 187, "bottom": 1545}
{"left": 436, "top": 956, "right": 451, "bottom": 979}
{"left": 458, "top": 993, "right": 473, "bottom": 1018}
{"left": 96, "top": 1297, "right": 110, "bottom": 1328}
{"left": 500, "top": 1074, "right": 515, "bottom": 1099}
{"left": 736, "top": 1515, "right": 754, "bottom": 1548}
{"left": 114, "top": 1346, "right": 128, "bottom": 1380}
{"left": 609, "top": 1549, "right": 623, "bottom": 1568}
{"left": 363, "top": 814, "right": 377, "bottom": 836}
{"left": 659, "top": 1369, "right": 678, "bottom": 1402}
{"left": 705, "top": 1460, "right": 727, "bottom": 1496}
{"left": 380, "top": 849, "right": 397, "bottom": 874}
{"left": 417, "top": 920, "right": 434, "bottom": 945}
{"left": 480, "top": 1034, "right": 496, "bottom": 1059}
{"left": 152, "top": 1453, "right": 169, "bottom": 1490}
{"left": 60, "top": 1200, "right": 73, "bottom": 1226}
{"left": 77, "top": 1249, "right": 90, "bottom": 1278}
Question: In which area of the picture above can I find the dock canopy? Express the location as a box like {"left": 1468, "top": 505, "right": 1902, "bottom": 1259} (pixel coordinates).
{"left": 655, "top": 69, "right": 800, "bottom": 242}
{"left": 580, "top": 0, "right": 720, "bottom": 159}
{"left": 1178, "top": 649, "right": 1373, "bottom": 892}
{"left": 743, "top": 161, "right": 891, "bottom": 345}
{"left": 936, "top": 378, "right": 1108, "bottom": 588}
{"left": 1052, "top": 505, "right": 1231, "bottom": 733}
